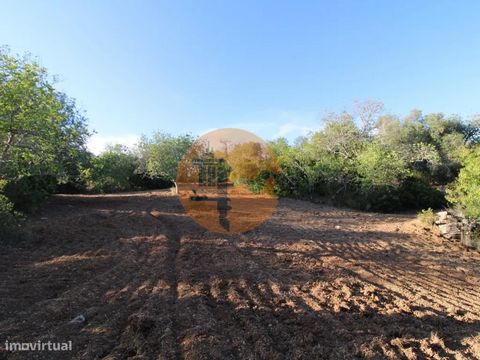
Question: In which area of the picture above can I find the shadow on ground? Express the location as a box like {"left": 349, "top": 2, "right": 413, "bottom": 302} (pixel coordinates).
{"left": 1, "top": 192, "right": 479, "bottom": 359}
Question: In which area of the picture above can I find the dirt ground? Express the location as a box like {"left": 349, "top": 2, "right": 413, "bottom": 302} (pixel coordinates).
{"left": 1, "top": 190, "right": 479, "bottom": 360}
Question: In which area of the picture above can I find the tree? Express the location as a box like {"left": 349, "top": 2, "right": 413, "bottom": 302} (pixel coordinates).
{"left": 356, "top": 142, "right": 410, "bottom": 187}
{"left": 227, "top": 141, "right": 278, "bottom": 194}
{"left": 354, "top": 99, "right": 384, "bottom": 136}
{"left": 446, "top": 146, "right": 480, "bottom": 219}
{"left": 82, "top": 145, "right": 137, "bottom": 193}
{"left": 137, "top": 133, "right": 194, "bottom": 193}
{"left": 0, "top": 48, "right": 89, "bottom": 217}
{"left": 319, "top": 111, "right": 364, "bottom": 160}
{"left": 0, "top": 48, "right": 89, "bottom": 181}
{"left": 463, "top": 115, "right": 480, "bottom": 144}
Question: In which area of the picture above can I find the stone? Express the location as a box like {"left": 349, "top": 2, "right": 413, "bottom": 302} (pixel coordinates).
{"left": 69, "top": 314, "right": 85, "bottom": 324}
{"left": 438, "top": 223, "right": 461, "bottom": 240}
{"left": 435, "top": 211, "right": 448, "bottom": 224}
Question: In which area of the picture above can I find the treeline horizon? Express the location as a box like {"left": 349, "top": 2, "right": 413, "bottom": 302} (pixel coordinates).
{"left": 1, "top": 48, "right": 480, "bottom": 238}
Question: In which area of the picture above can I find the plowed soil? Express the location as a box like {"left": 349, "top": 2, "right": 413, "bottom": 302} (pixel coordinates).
{"left": 1, "top": 191, "right": 479, "bottom": 359}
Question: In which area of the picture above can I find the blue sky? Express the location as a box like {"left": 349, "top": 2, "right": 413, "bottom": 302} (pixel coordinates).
{"left": 1, "top": 1, "right": 480, "bottom": 153}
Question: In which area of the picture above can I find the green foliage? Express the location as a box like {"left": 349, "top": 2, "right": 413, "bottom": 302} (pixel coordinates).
{"left": 319, "top": 111, "right": 364, "bottom": 160}
{"left": 398, "top": 178, "right": 446, "bottom": 209}
{"left": 417, "top": 208, "right": 436, "bottom": 225}
{"left": 269, "top": 139, "right": 314, "bottom": 195}
{"left": 0, "top": 196, "right": 18, "bottom": 241}
{"left": 347, "top": 185, "right": 402, "bottom": 212}
{"left": 137, "top": 132, "right": 194, "bottom": 182}
{"left": 128, "top": 173, "right": 172, "bottom": 190}
{"left": 226, "top": 142, "right": 278, "bottom": 194}
{"left": 446, "top": 146, "right": 480, "bottom": 219}
{"left": 341, "top": 178, "right": 446, "bottom": 212}
{"left": 356, "top": 143, "right": 410, "bottom": 186}
{"left": 3, "top": 175, "right": 57, "bottom": 212}
{"left": 463, "top": 115, "right": 480, "bottom": 144}
{"left": 472, "top": 228, "right": 480, "bottom": 250}
{"left": 0, "top": 48, "right": 90, "bottom": 180}
{"left": 82, "top": 145, "right": 137, "bottom": 193}
{"left": 1, "top": 46, "right": 478, "bottom": 220}
{"left": 377, "top": 111, "right": 475, "bottom": 184}
{"left": 0, "top": 180, "right": 17, "bottom": 236}
{"left": 0, "top": 48, "right": 90, "bottom": 213}
{"left": 269, "top": 101, "right": 477, "bottom": 211}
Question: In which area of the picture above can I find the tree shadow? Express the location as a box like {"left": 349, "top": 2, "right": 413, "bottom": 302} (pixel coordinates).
{"left": 1, "top": 193, "right": 479, "bottom": 359}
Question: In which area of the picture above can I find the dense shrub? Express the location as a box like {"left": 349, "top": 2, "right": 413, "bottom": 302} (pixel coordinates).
{"left": 342, "top": 185, "right": 401, "bottom": 212}
{"left": 267, "top": 102, "right": 473, "bottom": 212}
{"left": 128, "top": 173, "right": 172, "bottom": 190}
{"left": 446, "top": 146, "right": 480, "bottom": 219}
{"left": 0, "top": 197, "right": 18, "bottom": 241}
{"left": 355, "top": 143, "right": 410, "bottom": 186}
{"left": 2, "top": 48, "right": 479, "bottom": 222}
{"left": 136, "top": 133, "right": 194, "bottom": 185}
{"left": 417, "top": 208, "right": 435, "bottom": 225}
{"left": 3, "top": 175, "right": 57, "bottom": 212}
{"left": 227, "top": 142, "right": 278, "bottom": 194}
{"left": 337, "top": 179, "right": 446, "bottom": 213}
{"left": 0, "top": 180, "right": 22, "bottom": 241}
{"left": 398, "top": 178, "right": 447, "bottom": 210}
{"left": 82, "top": 145, "right": 137, "bottom": 193}
{"left": 1, "top": 48, "right": 89, "bottom": 217}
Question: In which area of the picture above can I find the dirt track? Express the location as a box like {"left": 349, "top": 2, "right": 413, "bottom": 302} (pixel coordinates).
{"left": 1, "top": 191, "right": 479, "bottom": 359}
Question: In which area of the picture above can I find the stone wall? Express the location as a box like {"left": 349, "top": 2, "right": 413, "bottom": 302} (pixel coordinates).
{"left": 435, "top": 210, "right": 480, "bottom": 250}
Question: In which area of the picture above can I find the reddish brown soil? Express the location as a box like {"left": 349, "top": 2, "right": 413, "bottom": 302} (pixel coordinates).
{"left": 1, "top": 191, "right": 479, "bottom": 359}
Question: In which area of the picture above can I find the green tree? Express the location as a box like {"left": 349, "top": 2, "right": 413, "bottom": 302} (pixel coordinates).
{"left": 227, "top": 141, "right": 278, "bottom": 194}
{"left": 82, "top": 145, "right": 137, "bottom": 193}
{"left": 137, "top": 132, "right": 194, "bottom": 193}
{"left": 268, "top": 138, "right": 318, "bottom": 195}
{"left": 356, "top": 142, "right": 410, "bottom": 187}
{"left": 0, "top": 48, "right": 89, "bottom": 180}
{"left": 0, "top": 48, "right": 89, "bottom": 217}
{"left": 319, "top": 111, "right": 364, "bottom": 160}
{"left": 446, "top": 146, "right": 480, "bottom": 219}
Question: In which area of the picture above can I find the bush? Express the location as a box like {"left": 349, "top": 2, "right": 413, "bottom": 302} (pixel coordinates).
{"left": 398, "top": 177, "right": 447, "bottom": 210}
{"left": 55, "top": 181, "right": 86, "bottom": 194}
{"left": 3, "top": 175, "right": 57, "bottom": 213}
{"left": 446, "top": 146, "right": 480, "bottom": 219}
{"left": 356, "top": 143, "right": 410, "bottom": 187}
{"left": 0, "top": 181, "right": 22, "bottom": 241}
{"left": 82, "top": 146, "right": 137, "bottom": 193}
{"left": 268, "top": 104, "right": 479, "bottom": 212}
{"left": 417, "top": 208, "right": 436, "bottom": 225}
{"left": 241, "top": 169, "right": 277, "bottom": 195}
{"left": 0, "top": 193, "right": 16, "bottom": 227}
{"left": 348, "top": 185, "right": 402, "bottom": 212}
{"left": 333, "top": 177, "right": 446, "bottom": 213}
{"left": 472, "top": 228, "right": 480, "bottom": 250}
{"left": 128, "top": 173, "right": 172, "bottom": 190}
{"left": 228, "top": 142, "right": 279, "bottom": 195}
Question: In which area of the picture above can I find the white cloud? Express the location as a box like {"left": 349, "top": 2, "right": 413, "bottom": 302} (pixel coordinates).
{"left": 227, "top": 109, "right": 321, "bottom": 142}
{"left": 86, "top": 109, "right": 321, "bottom": 155}
{"left": 273, "top": 122, "right": 316, "bottom": 139}
{"left": 198, "top": 127, "right": 220, "bottom": 136}
{"left": 87, "top": 134, "right": 140, "bottom": 155}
